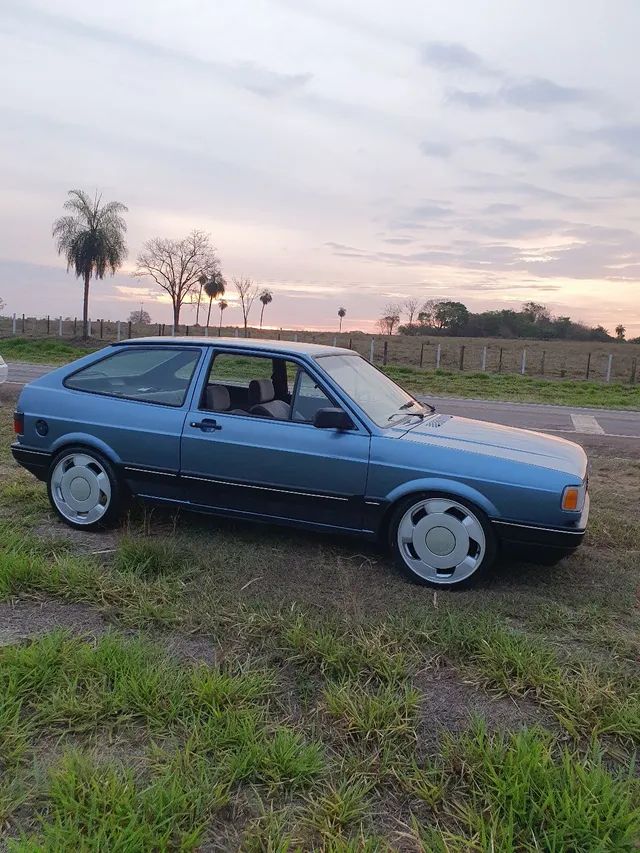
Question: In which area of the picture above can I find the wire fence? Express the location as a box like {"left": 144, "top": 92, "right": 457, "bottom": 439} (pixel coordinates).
{"left": 1, "top": 313, "right": 639, "bottom": 384}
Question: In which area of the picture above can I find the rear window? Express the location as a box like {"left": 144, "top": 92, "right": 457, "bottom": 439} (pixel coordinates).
{"left": 65, "top": 347, "right": 201, "bottom": 406}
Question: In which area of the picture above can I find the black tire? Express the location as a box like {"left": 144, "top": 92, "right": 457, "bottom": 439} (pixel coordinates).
{"left": 387, "top": 491, "right": 496, "bottom": 589}
{"left": 47, "top": 445, "right": 125, "bottom": 531}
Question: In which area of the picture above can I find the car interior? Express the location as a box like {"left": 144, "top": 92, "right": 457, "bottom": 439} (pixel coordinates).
{"left": 201, "top": 354, "right": 332, "bottom": 422}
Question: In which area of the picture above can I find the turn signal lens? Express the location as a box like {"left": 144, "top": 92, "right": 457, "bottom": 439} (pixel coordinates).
{"left": 13, "top": 412, "right": 24, "bottom": 435}
{"left": 561, "top": 486, "right": 581, "bottom": 512}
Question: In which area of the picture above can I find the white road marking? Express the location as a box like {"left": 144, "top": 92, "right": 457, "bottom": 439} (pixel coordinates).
{"left": 570, "top": 414, "right": 605, "bottom": 435}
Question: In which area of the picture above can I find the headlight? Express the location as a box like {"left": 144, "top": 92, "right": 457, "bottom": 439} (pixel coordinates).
{"left": 561, "top": 483, "right": 586, "bottom": 512}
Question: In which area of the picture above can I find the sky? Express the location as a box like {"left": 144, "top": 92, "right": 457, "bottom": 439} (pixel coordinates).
{"left": 0, "top": 0, "right": 639, "bottom": 334}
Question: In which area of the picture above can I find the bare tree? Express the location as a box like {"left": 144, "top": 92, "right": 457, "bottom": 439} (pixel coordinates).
{"left": 218, "top": 298, "right": 228, "bottom": 332}
{"left": 403, "top": 297, "right": 420, "bottom": 327}
{"left": 134, "top": 230, "right": 219, "bottom": 327}
{"left": 128, "top": 308, "right": 151, "bottom": 324}
{"left": 338, "top": 307, "right": 346, "bottom": 332}
{"left": 233, "top": 276, "right": 259, "bottom": 336}
{"left": 259, "top": 289, "right": 273, "bottom": 328}
{"left": 377, "top": 304, "right": 400, "bottom": 336}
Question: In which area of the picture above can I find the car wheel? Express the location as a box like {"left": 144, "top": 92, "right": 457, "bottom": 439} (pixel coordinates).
{"left": 47, "top": 446, "right": 123, "bottom": 531}
{"left": 389, "top": 493, "right": 496, "bottom": 588}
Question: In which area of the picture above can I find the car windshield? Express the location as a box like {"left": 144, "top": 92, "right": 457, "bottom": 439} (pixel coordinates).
{"left": 317, "top": 353, "right": 427, "bottom": 427}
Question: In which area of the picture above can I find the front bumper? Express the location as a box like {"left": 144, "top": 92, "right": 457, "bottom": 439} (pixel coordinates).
{"left": 492, "top": 494, "right": 589, "bottom": 564}
{"left": 11, "top": 443, "right": 51, "bottom": 481}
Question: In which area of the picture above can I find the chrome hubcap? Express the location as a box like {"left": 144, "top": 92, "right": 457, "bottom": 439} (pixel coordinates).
{"left": 397, "top": 498, "right": 486, "bottom": 584}
{"left": 50, "top": 453, "right": 111, "bottom": 525}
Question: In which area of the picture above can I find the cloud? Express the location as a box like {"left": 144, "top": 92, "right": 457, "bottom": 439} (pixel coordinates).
{"left": 447, "top": 77, "right": 589, "bottom": 112}
{"left": 557, "top": 162, "right": 639, "bottom": 182}
{"left": 480, "top": 137, "right": 538, "bottom": 162}
{"left": 419, "top": 140, "right": 453, "bottom": 158}
{"left": 4, "top": 1, "right": 312, "bottom": 99}
{"left": 501, "top": 77, "right": 588, "bottom": 109}
{"left": 592, "top": 124, "right": 640, "bottom": 155}
{"left": 420, "top": 41, "right": 497, "bottom": 76}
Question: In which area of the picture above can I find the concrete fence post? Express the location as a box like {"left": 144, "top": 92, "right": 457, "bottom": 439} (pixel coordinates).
{"left": 369, "top": 339, "right": 375, "bottom": 362}
{"left": 171, "top": 325, "right": 175, "bottom": 336}
{"left": 481, "top": 346, "right": 487, "bottom": 372}
{"left": 294, "top": 333, "right": 298, "bottom": 342}
{"left": 585, "top": 352, "right": 592, "bottom": 380}
{"left": 520, "top": 348, "right": 527, "bottom": 375}
{"left": 606, "top": 353, "right": 613, "bottom": 383}
{"left": 12, "top": 313, "right": 16, "bottom": 335}
{"left": 59, "top": 316, "right": 63, "bottom": 336}
{"left": 234, "top": 328, "right": 239, "bottom": 338}
{"left": 333, "top": 336, "right": 337, "bottom": 347}
{"left": 88, "top": 319, "right": 92, "bottom": 338}
{"left": 436, "top": 343, "right": 441, "bottom": 369}
{"left": 117, "top": 321, "right": 121, "bottom": 342}
{"left": 204, "top": 326, "right": 209, "bottom": 337}
{"left": 541, "top": 351, "right": 546, "bottom": 375}
{"left": 383, "top": 339, "right": 388, "bottom": 365}
{"left": 420, "top": 343, "right": 425, "bottom": 367}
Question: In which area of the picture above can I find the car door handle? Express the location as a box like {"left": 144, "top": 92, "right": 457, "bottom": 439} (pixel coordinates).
{"left": 190, "top": 418, "right": 222, "bottom": 432}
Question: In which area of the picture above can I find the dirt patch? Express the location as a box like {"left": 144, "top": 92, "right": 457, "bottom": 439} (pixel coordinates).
{"left": 415, "top": 665, "right": 553, "bottom": 747}
{"left": 0, "top": 599, "right": 110, "bottom": 645}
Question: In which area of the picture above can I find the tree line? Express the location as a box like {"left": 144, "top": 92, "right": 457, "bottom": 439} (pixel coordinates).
{"left": 32, "top": 188, "right": 637, "bottom": 343}
{"left": 379, "top": 299, "right": 635, "bottom": 343}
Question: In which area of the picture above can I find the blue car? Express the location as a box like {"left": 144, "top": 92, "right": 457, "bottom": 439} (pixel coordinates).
{"left": 11, "top": 337, "right": 589, "bottom": 587}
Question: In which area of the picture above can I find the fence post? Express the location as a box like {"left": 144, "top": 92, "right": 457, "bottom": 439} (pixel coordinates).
{"left": 100, "top": 319, "right": 104, "bottom": 339}
{"left": 606, "top": 353, "right": 613, "bottom": 383}
{"left": 293, "top": 333, "right": 298, "bottom": 342}
{"left": 585, "top": 352, "right": 591, "bottom": 380}
{"left": 88, "top": 319, "right": 92, "bottom": 337}
{"left": 47, "top": 315, "right": 50, "bottom": 335}
{"left": 162, "top": 324, "right": 165, "bottom": 336}
{"left": 436, "top": 343, "right": 441, "bottom": 369}
{"left": 420, "top": 343, "right": 425, "bottom": 368}
{"left": 348, "top": 336, "right": 352, "bottom": 349}
{"left": 520, "top": 348, "right": 527, "bottom": 375}
{"left": 498, "top": 347, "right": 503, "bottom": 373}
{"left": 459, "top": 345, "right": 465, "bottom": 371}
{"left": 21, "top": 314, "right": 25, "bottom": 333}
{"left": 369, "top": 339, "right": 375, "bottom": 362}
{"left": 383, "top": 340, "right": 388, "bottom": 366}
{"left": 631, "top": 358, "right": 637, "bottom": 385}
{"left": 481, "top": 346, "right": 487, "bottom": 372}
{"left": 541, "top": 351, "right": 545, "bottom": 375}
{"left": 58, "top": 316, "right": 63, "bottom": 336}
{"left": 74, "top": 318, "right": 77, "bottom": 335}
{"left": 12, "top": 313, "right": 16, "bottom": 335}
{"left": 235, "top": 328, "right": 239, "bottom": 338}
{"left": 158, "top": 323, "right": 161, "bottom": 336}
{"left": 204, "top": 326, "right": 209, "bottom": 337}
{"left": 333, "top": 336, "right": 337, "bottom": 347}
{"left": 128, "top": 321, "right": 132, "bottom": 338}
{"left": 117, "top": 321, "right": 121, "bottom": 342}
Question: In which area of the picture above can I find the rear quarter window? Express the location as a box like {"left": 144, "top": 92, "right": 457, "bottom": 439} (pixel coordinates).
{"left": 64, "top": 347, "right": 201, "bottom": 406}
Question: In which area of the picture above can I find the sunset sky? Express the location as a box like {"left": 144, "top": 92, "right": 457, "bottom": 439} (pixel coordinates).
{"left": 1, "top": 0, "right": 639, "bottom": 334}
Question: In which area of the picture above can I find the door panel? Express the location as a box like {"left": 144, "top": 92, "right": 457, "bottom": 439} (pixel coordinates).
{"left": 180, "top": 412, "right": 370, "bottom": 529}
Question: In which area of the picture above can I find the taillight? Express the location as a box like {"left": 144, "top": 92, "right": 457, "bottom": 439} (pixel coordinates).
{"left": 13, "top": 412, "right": 24, "bottom": 435}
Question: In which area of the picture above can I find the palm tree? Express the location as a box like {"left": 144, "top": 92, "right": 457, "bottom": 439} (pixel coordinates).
{"left": 259, "top": 289, "right": 273, "bottom": 328}
{"left": 218, "top": 299, "right": 228, "bottom": 333}
{"left": 52, "top": 190, "right": 127, "bottom": 340}
{"left": 338, "top": 307, "right": 346, "bottom": 332}
{"left": 615, "top": 324, "right": 626, "bottom": 341}
{"left": 204, "top": 272, "right": 226, "bottom": 328}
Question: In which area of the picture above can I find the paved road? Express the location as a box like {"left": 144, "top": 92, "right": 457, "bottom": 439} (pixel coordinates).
{"left": 4, "top": 361, "right": 639, "bottom": 453}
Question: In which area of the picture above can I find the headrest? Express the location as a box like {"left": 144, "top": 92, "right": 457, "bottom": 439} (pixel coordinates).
{"left": 206, "top": 384, "right": 230, "bottom": 411}
{"left": 249, "top": 379, "right": 275, "bottom": 406}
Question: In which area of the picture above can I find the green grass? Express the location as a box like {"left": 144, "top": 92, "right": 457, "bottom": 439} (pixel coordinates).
{"left": 0, "top": 400, "right": 639, "bottom": 847}
{"left": 384, "top": 365, "right": 640, "bottom": 408}
{"left": 0, "top": 337, "right": 98, "bottom": 364}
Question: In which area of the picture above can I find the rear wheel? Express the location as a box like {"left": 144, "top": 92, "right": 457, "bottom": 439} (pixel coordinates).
{"left": 47, "top": 447, "right": 123, "bottom": 531}
{"left": 389, "top": 493, "right": 496, "bottom": 588}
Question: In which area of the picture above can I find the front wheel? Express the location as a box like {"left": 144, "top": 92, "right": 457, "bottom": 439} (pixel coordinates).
{"left": 47, "top": 447, "right": 123, "bottom": 531}
{"left": 389, "top": 493, "right": 496, "bottom": 588}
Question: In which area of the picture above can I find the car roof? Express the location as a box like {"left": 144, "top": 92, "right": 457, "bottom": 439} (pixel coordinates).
{"left": 113, "top": 336, "right": 355, "bottom": 358}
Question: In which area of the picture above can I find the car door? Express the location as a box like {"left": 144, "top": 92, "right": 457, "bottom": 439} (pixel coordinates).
{"left": 179, "top": 350, "right": 371, "bottom": 530}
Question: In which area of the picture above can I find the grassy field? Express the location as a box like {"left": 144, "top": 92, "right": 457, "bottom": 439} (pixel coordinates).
{"left": 0, "top": 384, "right": 639, "bottom": 850}
{"left": 2, "top": 338, "right": 640, "bottom": 409}
{"left": 2, "top": 318, "right": 640, "bottom": 382}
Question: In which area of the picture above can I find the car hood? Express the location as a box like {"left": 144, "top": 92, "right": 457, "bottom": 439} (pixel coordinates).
{"left": 391, "top": 413, "right": 587, "bottom": 478}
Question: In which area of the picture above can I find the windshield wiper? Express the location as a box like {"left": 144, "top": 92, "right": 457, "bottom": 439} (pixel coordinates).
{"left": 397, "top": 399, "right": 436, "bottom": 415}
{"left": 388, "top": 409, "right": 425, "bottom": 422}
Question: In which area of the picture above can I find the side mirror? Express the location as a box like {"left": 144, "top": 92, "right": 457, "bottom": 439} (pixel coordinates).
{"left": 313, "top": 407, "right": 354, "bottom": 431}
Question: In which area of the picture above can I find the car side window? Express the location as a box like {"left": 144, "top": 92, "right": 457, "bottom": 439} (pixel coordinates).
{"left": 65, "top": 347, "right": 201, "bottom": 407}
{"left": 291, "top": 370, "right": 334, "bottom": 423}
